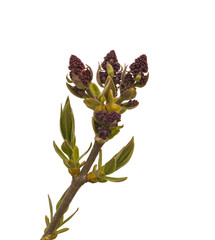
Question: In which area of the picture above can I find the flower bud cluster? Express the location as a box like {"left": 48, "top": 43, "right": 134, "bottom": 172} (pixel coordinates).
{"left": 93, "top": 110, "right": 121, "bottom": 140}
{"left": 67, "top": 55, "right": 93, "bottom": 98}
{"left": 120, "top": 54, "right": 149, "bottom": 92}
{"left": 66, "top": 50, "right": 149, "bottom": 142}
{"left": 98, "top": 50, "right": 122, "bottom": 86}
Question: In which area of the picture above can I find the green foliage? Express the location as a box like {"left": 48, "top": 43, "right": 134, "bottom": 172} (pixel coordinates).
{"left": 44, "top": 194, "right": 79, "bottom": 239}
{"left": 60, "top": 97, "right": 76, "bottom": 148}
{"left": 87, "top": 137, "right": 134, "bottom": 184}
{"left": 103, "top": 158, "right": 116, "bottom": 175}
{"left": 89, "top": 83, "right": 101, "bottom": 97}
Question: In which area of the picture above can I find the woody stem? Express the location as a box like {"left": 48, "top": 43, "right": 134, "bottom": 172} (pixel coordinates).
{"left": 41, "top": 140, "right": 103, "bottom": 239}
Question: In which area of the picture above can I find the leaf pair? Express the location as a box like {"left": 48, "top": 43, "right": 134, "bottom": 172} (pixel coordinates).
{"left": 45, "top": 194, "right": 79, "bottom": 239}
{"left": 54, "top": 97, "right": 92, "bottom": 175}
{"left": 88, "top": 137, "right": 134, "bottom": 183}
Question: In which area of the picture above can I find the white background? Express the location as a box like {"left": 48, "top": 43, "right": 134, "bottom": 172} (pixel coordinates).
{"left": 0, "top": 0, "right": 215, "bottom": 239}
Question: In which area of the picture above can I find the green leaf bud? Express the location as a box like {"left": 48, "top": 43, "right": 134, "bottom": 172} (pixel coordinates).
{"left": 106, "top": 62, "right": 114, "bottom": 78}
{"left": 68, "top": 167, "right": 80, "bottom": 177}
{"left": 89, "top": 83, "right": 101, "bottom": 97}
{"left": 84, "top": 98, "right": 101, "bottom": 110}
{"left": 116, "top": 88, "right": 136, "bottom": 104}
{"left": 86, "top": 172, "right": 98, "bottom": 183}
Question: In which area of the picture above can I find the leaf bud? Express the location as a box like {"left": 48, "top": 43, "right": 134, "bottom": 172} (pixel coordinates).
{"left": 84, "top": 98, "right": 101, "bottom": 110}
{"left": 52, "top": 232, "right": 58, "bottom": 239}
{"left": 86, "top": 172, "right": 98, "bottom": 183}
{"left": 106, "top": 62, "right": 114, "bottom": 78}
{"left": 135, "top": 73, "right": 141, "bottom": 82}
{"left": 71, "top": 73, "right": 86, "bottom": 89}
{"left": 106, "top": 103, "right": 122, "bottom": 112}
{"left": 120, "top": 87, "right": 136, "bottom": 101}
{"left": 68, "top": 167, "right": 80, "bottom": 177}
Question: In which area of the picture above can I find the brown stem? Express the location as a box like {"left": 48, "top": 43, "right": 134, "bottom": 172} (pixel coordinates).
{"left": 41, "top": 140, "right": 103, "bottom": 240}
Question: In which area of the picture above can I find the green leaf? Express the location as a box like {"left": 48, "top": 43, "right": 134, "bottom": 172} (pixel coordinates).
{"left": 108, "top": 89, "right": 114, "bottom": 104}
{"left": 73, "top": 146, "right": 79, "bottom": 164}
{"left": 48, "top": 195, "right": 53, "bottom": 221}
{"left": 53, "top": 141, "right": 70, "bottom": 168}
{"left": 90, "top": 83, "right": 101, "bottom": 97}
{"left": 108, "top": 125, "right": 123, "bottom": 140}
{"left": 56, "top": 188, "right": 69, "bottom": 210}
{"left": 45, "top": 215, "right": 49, "bottom": 227}
{"left": 84, "top": 98, "right": 101, "bottom": 110}
{"left": 56, "top": 228, "right": 70, "bottom": 234}
{"left": 100, "top": 76, "right": 116, "bottom": 101}
{"left": 66, "top": 83, "right": 88, "bottom": 99}
{"left": 105, "top": 176, "right": 127, "bottom": 182}
{"left": 98, "top": 150, "right": 102, "bottom": 169}
{"left": 66, "top": 75, "right": 72, "bottom": 83}
{"left": 60, "top": 97, "right": 76, "bottom": 148}
{"left": 78, "top": 142, "right": 92, "bottom": 161}
{"left": 114, "top": 137, "right": 134, "bottom": 171}
{"left": 59, "top": 208, "right": 79, "bottom": 227}
{"left": 92, "top": 117, "right": 98, "bottom": 134}
{"left": 96, "top": 64, "right": 104, "bottom": 87}
{"left": 103, "top": 158, "right": 116, "bottom": 175}
{"left": 61, "top": 140, "right": 73, "bottom": 159}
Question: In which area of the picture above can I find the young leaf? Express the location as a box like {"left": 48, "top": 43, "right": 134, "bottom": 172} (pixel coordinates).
{"left": 103, "top": 158, "right": 116, "bottom": 175}
{"left": 56, "top": 228, "right": 69, "bottom": 234}
{"left": 96, "top": 63, "right": 104, "bottom": 87}
{"left": 90, "top": 83, "right": 101, "bottom": 97}
{"left": 98, "top": 150, "right": 102, "bottom": 169}
{"left": 84, "top": 98, "right": 101, "bottom": 110}
{"left": 78, "top": 142, "right": 92, "bottom": 161}
{"left": 100, "top": 76, "right": 117, "bottom": 101}
{"left": 114, "top": 137, "right": 134, "bottom": 171}
{"left": 53, "top": 141, "right": 70, "bottom": 168}
{"left": 59, "top": 208, "right": 79, "bottom": 227}
{"left": 45, "top": 215, "right": 50, "bottom": 227}
{"left": 66, "top": 83, "right": 88, "bottom": 99}
{"left": 56, "top": 188, "right": 69, "bottom": 210}
{"left": 61, "top": 139, "right": 73, "bottom": 159}
{"left": 108, "top": 125, "right": 123, "bottom": 140}
{"left": 107, "top": 89, "right": 114, "bottom": 104}
{"left": 105, "top": 176, "right": 127, "bottom": 182}
{"left": 66, "top": 75, "right": 72, "bottom": 83}
{"left": 48, "top": 195, "right": 53, "bottom": 221}
{"left": 73, "top": 146, "right": 79, "bottom": 164}
{"left": 60, "top": 97, "right": 76, "bottom": 148}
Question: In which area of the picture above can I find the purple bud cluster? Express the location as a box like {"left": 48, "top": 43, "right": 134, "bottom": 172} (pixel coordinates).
{"left": 94, "top": 110, "right": 121, "bottom": 140}
{"left": 69, "top": 55, "right": 85, "bottom": 74}
{"left": 121, "top": 100, "right": 139, "bottom": 108}
{"left": 129, "top": 54, "right": 148, "bottom": 77}
{"left": 101, "top": 50, "right": 120, "bottom": 72}
{"left": 120, "top": 54, "right": 148, "bottom": 92}
{"left": 94, "top": 121, "right": 112, "bottom": 140}
{"left": 71, "top": 86, "right": 87, "bottom": 98}
{"left": 99, "top": 50, "right": 122, "bottom": 86}
{"left": 95, "top": 111, "right": 121, "bottom": 127}
{"left": 68, "top": 55, "right": 92, "bottom": 87}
